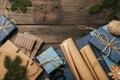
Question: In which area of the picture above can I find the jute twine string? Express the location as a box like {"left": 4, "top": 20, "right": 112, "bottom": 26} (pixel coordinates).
{"left": 108, "top": 20, "right": 120, "bottom": 36}
{"left": 37, "top": 55, "right": 66, "bottom": 67}
{"left": 77, "top": 25, "right": 120, "bottom": 69}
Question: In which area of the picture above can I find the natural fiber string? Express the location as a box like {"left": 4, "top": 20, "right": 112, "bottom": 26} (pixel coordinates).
{"left": 78, "top": 25, "right": 120, "bottom": 69}
{"left": 0, "top": 17, "right": 14, "bottom": 35}
{"left": 37, "top": 55, "right": 65, "bottom": 68}
{"left": 28, "top": 61, "right": 40, "bottom": 77}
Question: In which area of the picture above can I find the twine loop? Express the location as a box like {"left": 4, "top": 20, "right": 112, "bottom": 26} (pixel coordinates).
{"left": 37, "top": 55, "right": 66, "bottom": 69}
{"left": 94, "top": 30, "right": 120, "bottom": 60}
{"left": 0, "top": 17, "right": 14, "bottom": 35}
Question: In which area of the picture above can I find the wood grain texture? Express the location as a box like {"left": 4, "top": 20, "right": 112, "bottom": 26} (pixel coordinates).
{"left": 11, "top": 25, "right": 91, "bottom": 43}
{"left": 0, "top": 0, "right": 107, "bottom": 25}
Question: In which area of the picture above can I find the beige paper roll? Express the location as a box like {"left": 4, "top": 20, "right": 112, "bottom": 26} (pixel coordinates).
{"left": 61, "top": 44, "right": 81, "bottom": 80}
{"left": 80, "top": 45, "right": 108, "bottom": 80}
{"left": 60, "top": 38, "right": 95, "bottom": 80}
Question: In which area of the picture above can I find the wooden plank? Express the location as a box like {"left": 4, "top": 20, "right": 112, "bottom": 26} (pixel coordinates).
{"left": 10, "top": 25, "right": 93, "bottom": 44}
{"left": 0, "top": 0, "right": 106, "bottom": 25}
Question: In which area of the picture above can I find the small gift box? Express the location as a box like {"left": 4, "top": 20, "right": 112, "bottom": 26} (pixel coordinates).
{"left": 89, "top": 27, "right": 120, "bottom": 64}
{"left": 36, "top": 47, "right": 63, "bottom": 74}
{"left": 90, "top": 25, "right": 117, "bottom": 69}
{"left": 0, "top": 15, "right": 16, "bottom": 43}
{"left": 14, "top": 32, "right": 43, "bottom": 59}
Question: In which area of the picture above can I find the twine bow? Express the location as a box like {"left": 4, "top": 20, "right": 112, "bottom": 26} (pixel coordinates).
{"left": 37, "top": 55, "right": 65, "bottom": 69}
{"left": 0, "top": 17, "right": 13, "bottom": 35}
{"left": 94, "top": 30, "right": 120, "bottom": 60}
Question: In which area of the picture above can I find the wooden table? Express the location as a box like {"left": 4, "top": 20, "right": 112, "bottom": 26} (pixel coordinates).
{"left": 0, "top": 0, "right": 107, "bottom": 80}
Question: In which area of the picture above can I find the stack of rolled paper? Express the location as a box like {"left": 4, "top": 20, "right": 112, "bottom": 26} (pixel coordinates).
{"left": 14, "top": 32, "right": 43, "bottom": 59}
{"left": 60, "top": 38, "right": 95, "bottom": 80}
{"left": 60, "top": 38, "right": 108, "bottom": 80}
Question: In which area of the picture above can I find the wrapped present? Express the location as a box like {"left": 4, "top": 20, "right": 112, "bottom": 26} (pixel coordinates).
{"left": 36, "top": 47, "right": 63, "bottom": 74}
{"left": 0, "top": 15, "right": 16, "bottom": 43}
{"left": 75, "top": 35, "right": 111, "bottom": 79}
{"left": 24, "top": 32, "right": 43, "bottom": 59}
{"left": 0, "top": 40, "right": 43, "bottom": 80}
{"left": 89, "top": 27, "right": 120, "bottom": 64}
{"left": 55, "top": 49, "right": 76, "bottom": 80}
{"left": 14, "top": 32, "right": 43, "bottom": 59}
{"left": 90, "top": 25, "right": 117, "bottom": 69}
{"left": 60, "top": 38, "right": 95, "bottom": 80}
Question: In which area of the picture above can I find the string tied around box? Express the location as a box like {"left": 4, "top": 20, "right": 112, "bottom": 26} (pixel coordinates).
{"left": 0, "top": 0, "right": 16, "bottom": 35}
{"left": 36, "top": 55, "right": 66, "bottom": 69}
{"left": 25, "top": 60, "right": 41, "bottom": 77}
{"left": 93, "top": 30, "right": 120, "bottom": 60}
{"left": 77, "top": 25, "right": 120, "bottom": 67}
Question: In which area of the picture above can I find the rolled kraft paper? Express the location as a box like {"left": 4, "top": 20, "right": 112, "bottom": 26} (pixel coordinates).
{"left": 80, "top": 45, "right": 108, "bottom": 80}
{"left": 60, "top": 38, "right": 95, "bottom": 80}
{"left": 60, "top": 44, "right": 81, "bottom": 80}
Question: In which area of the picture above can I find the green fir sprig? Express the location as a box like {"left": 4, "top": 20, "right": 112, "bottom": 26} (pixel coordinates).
{"left": 88, "top": 0, "right": 120, "bottom": 23}
{"left": 8, "top": 0, "right": 32, "bottom": 13}
{"left": 3, "top": 56, "right": 27, "bottom": 80}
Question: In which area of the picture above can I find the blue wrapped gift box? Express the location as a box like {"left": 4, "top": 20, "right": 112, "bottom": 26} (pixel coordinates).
{"left": 89, "top": 27, "right": 120, "bottom": 64}
{"left": 36, "top": 47, "right": 64, "bottom": 74}
{"left": 90, "top": 25, "right": 117, "bottom": 69}
{"left": 0, "top": 15, "right": 16, "bottom": 43}
{"left": 75, "top": 34, "right": 110, "bottom": 75}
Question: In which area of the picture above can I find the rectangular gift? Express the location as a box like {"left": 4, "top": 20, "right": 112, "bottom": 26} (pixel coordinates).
{"left": 14, "top": 32, "right": 43, "bottom": 59}
{"left": 0, "top": 15, "right": 16, "bottom": 43}
{"left": 36, "top": 47, "right": 63, "bottom": 74}
{"left": 75, "top": 35, "right": 110, "bottom": 77}
{"left": 90, "top": 26, "right": 117, "bottom": 69}
{"left": 0, "top": 40, "right": 43, "bottom": 80}
{"left": 89, "top": 27, "right": 120, "bottom": 64}
{"left": 24, "top": 32, "right": 43, "bottom": 59}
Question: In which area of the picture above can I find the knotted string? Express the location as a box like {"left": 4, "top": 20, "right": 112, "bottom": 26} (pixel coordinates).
{"left": 78, "top": 25, "right": 120, "bottom": 68}
{"left": 28, "top": 61, "right": 41, "bottom": 77}
{"left": 0, "top": 17, "right": 14, "bottom": 35}
{"left": 37, "top": 55, "right": 65, "bottom": 69}
{"left": 94, "top": 30, "right": 120, "bottom": 60}
{"left": 0, "top": 0, "right": 16, "bottom": 35}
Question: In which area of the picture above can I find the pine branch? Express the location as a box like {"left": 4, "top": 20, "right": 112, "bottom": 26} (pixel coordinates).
{"left": 4, "top": 56, "right": 27, "bottom": 80}
{"left": 88, "top": 0, "right": 120, "bottom": 23}
{"left": 9, "top": 0, "right": 32, "bottom": 13}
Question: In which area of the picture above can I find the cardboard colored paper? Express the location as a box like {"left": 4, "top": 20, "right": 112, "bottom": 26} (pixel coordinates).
{"left": 60, "top": 38, "right": 95, "bottom": 80}
{"left": 80, "top": 45, "right": 108, "bottom": 80}
{"left": 0, "top": 40, "right": 43, "bottom": 80}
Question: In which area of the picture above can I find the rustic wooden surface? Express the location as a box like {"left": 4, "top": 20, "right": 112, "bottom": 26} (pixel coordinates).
{"left": 0, "top": 0, "right": 106, "bottom": 25}
{"left": 0, "top": 0, "right": 106, "bottom": 80}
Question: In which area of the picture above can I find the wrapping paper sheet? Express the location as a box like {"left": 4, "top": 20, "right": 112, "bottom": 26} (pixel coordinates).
{"left": 60, "top": 38, "right": 95, "bottom": 80}
{"left": 0, "top": 40, "right": 43, "bottom": 80}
